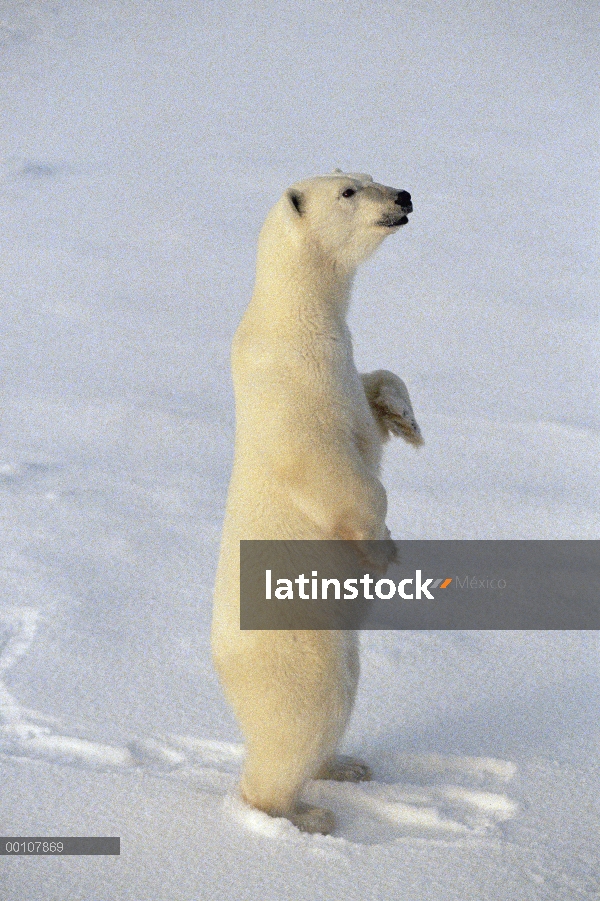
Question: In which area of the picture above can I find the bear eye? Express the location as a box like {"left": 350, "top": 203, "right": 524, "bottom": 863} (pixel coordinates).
{"left": 341, "top": 188, "right": 356, "bottom": 198}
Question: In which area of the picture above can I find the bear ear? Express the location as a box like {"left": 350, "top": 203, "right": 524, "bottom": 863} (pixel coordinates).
{"left": 332, "top": 168, "right": 344, "bottom": 175}
{"left": 287, "top": 190, "right": 304, "bottom": 217}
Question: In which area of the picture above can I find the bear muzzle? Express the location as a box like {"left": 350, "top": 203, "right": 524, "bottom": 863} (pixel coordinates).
{"left": 377, "top": 190, "right": 412, "bottom": 227}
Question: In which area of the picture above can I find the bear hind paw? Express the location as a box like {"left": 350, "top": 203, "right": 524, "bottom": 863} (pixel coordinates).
{"left": 316, "top": 754, "right": 372, "bottom": 783}
{"left": 291, "top": 802, "right": 336, "bottom": 835}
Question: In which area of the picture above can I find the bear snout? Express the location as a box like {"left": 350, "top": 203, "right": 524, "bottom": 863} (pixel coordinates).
{"left": 394, "top": 190, "right": 413, "bottom": 213}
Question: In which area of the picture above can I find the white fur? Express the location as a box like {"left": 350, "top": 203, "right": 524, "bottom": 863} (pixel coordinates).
{"left": 212, "top": 172, "right": 421, "bottom": 834}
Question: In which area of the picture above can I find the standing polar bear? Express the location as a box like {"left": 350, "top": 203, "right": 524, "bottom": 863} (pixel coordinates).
{"left": 212, "top": 171, "right": 422, "bottom": 835}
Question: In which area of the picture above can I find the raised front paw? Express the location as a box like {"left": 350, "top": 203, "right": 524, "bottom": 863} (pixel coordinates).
{"left": 384, "top": 400, "right": 423, "bottom": 446}
{"left": 362, "top": 370, "right": 423, "bottom": 446}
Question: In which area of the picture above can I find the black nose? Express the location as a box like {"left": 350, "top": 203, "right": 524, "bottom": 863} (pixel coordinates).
{"left": 395, "top": 191, "right": 412, "bottom": 206}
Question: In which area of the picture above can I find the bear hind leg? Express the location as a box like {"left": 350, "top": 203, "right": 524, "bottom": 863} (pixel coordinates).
{"left": 240, "top": 738, "right": 337, "bottom": 835}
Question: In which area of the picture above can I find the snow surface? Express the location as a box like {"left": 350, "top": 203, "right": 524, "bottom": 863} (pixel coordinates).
{"left": 1, "top": 1, "right": 599, "bottom": 898}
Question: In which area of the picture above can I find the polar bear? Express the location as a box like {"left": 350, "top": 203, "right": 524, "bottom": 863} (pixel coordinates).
{"left": 212, "top": 171, "right": 422, "bottom": 835}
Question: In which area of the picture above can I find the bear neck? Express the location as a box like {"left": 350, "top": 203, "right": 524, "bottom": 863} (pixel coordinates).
{"left": 251, "top": 235, "right": 355, "bottom": 332}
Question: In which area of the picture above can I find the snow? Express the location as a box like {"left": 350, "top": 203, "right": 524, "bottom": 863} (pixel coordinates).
{"left": 1, "top": 1, "right": 599, "bottom": 898}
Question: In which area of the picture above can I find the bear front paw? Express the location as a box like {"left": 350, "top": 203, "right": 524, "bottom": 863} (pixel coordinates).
{"left": 385, "top": 406, "right": 424, "bottom": 446}
{"left": 374, "top": 384, "right": 423, "bottom": 446}
{"left": 362, "top": 370, "right": 423, "bottom": 447}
